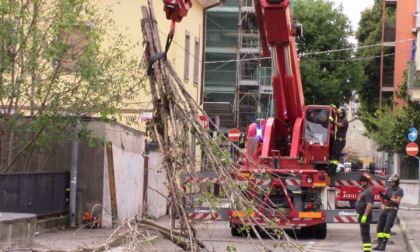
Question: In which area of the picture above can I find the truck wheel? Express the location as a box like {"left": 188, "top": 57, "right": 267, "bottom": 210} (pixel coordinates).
{"left": 231, "top": 223, "right": 244, "bottom": 237}
{"left": 313, "top": 223, "right": 327, "bottom": 239}
{"left": 369, "top": 162, "right": 376, "bottom": 174}
{"left": 300, "top": 226, "right": 313, "bottom": 238}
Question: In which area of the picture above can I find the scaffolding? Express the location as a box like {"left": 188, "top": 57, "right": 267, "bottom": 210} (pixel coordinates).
{"left": 235, "top": 0, "right": 272, "bottom": 131}
{"left": 203, "top": 0, "right": 272, "bottom": 131}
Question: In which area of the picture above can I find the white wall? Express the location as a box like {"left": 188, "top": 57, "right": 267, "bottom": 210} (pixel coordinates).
{"left": 85, "top": 121, "right": 169, "bottom": 227}
{"left": 400, "top": 180, "right": 420, "bottom": 206}
{"left": 146, "top": 151, "right": 168, "bottom": 219}
{"left": 102, "top": 142, "right": 145, "bottom": 227}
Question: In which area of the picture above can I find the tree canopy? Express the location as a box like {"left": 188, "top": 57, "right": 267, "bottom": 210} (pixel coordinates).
{"left": 354, "top": 0, "right": 419, "bottom": 154}
{"left": 0, "top": 0, "right": 140, "bottom": 171}
{"left": 361, "top": 75, "right": 420, "bottom": 153}
{"left": 355, "top": 0, "right": 396, "bottom": 115}
{"left": 294, "top": 0, "right": 364, "bottom": 107}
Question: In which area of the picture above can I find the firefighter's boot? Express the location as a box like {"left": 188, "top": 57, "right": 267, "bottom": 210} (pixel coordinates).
{"left": 376, "top": 238, "right": 388, "bottom": 251}
{"left": 372, "top": 238, "right": 383, "bottom": 250}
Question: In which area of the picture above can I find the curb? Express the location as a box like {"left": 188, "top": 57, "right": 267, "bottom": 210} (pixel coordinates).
{"left": 397, "top": 212, "right": 420, "bottom": 252}
{"left": 399, "top": 206, "right": 420, "bottom": 211}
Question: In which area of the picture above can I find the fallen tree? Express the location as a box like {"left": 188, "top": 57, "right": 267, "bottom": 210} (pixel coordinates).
{"left": 136, "top": 1, "right": 303, "bottom": 252}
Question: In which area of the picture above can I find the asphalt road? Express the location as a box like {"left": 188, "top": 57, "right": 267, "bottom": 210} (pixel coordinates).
{"left": 132, "top": 221, "right": 408, "bottom": 252}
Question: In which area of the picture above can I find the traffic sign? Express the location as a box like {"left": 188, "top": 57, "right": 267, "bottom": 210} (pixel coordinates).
{"left": 228, "top": 128, "right": 241, "bottom": 141}
{"left": 199, "top": 116, "right": 209, "bottom": 130}
{"left": 408, "top": 127, "right": 418, "bottom": 142}
{"left": 406, "top": 142, "right": 419, "bottom": 156}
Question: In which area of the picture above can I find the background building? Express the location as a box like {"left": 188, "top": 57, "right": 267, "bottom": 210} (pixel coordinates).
{"left": 99, "top": 0, "right": 219, "bottom": 131}
{"left": 381, "top": 0, "right": 419, "bottom": 204}
{"left": 203, "top": 0, "right": 271, "bottom": 132}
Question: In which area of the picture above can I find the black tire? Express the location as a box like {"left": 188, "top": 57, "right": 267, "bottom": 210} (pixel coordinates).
{"left": 231, "top": 223, "right": 244, "bottom": 237}
{"left": 300, "top": 226, "right": 313, "bottom": 238}
{"left": 351, "top": 161, "right": 359, "bottom": 171}
{"left": 301, "top": 223, "right": 327, "bottom": 239}
{"left": 313, "top": 223, "right": 327, "bottom": 239}
{"left": 369, "top": 162, "right": 376, "bottom": 174}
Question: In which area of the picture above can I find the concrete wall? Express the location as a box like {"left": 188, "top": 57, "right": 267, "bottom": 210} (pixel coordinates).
{"left": 0, "top": 213, "right": 36, "bottom": 251}
{"left": 101, "top": 141, "right": 144, "bottom": 227}
{"left": 4, "top": 120, "right": 169, "bottom": 227}
{"left": 400, "top": 180, "right": 420, "bottom": 206}
{"left": 96, "top": 123, "right": 168, "bottom": 227}
{"left": 146, "top": 151, "right": 168, "bottom": 219}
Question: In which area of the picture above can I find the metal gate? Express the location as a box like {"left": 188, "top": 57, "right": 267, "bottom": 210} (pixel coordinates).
{"left": 0, "top": 172, "right": 69, "bottom": 216}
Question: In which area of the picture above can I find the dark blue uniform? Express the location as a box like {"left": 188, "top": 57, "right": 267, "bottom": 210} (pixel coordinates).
{"left": 332, "top": 116, "right": 348, "bottom": 161}
{"left": 356, "top": 185, "right": 374, "bottom": 252}
{"left": 376, "top": 186, "right": 404, "bottom": 242}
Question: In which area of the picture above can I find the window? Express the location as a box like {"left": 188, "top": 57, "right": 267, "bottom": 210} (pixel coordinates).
{"left": 184, "top": 31, "right": 190, "bottom": 82}
{"left": 59, "top": 25, "right": 91, "bottom": 73}
{"left": 305, "top": 109, "right": 330, "bottom": 144}
{"left": 193, "top": 37, "right": 200, "bottom": 85}
{"left": 1, "top": 18, "right": 17, "bottom": 71}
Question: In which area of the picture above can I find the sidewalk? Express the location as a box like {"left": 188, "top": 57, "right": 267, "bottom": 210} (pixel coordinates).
{"left": 397, "top": 204, "right": 420, "bottom": 252}
{"left": 31, "top": 216, "right": 175, "bottom": 251}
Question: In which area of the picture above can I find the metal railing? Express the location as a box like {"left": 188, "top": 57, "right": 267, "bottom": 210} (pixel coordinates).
{"left": 407, "top": 60, "right": 420, "bottom": 88}
{"left": 0, "top": 172, "right": 69, "bottom": 216}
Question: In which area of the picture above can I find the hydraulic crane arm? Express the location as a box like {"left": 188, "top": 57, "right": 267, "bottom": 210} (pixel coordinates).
{"left": 253, "top": 0, "right": 304, "bottom": 130}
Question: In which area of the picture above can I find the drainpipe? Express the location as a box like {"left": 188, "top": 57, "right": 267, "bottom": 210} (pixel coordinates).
{"left": 142, "top": 139, "right": 149, "bottom": 218}
{"left": 69, "top": 122, "right": 79, "bottom": 227}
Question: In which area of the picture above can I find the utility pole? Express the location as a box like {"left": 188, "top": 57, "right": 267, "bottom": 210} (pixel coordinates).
{"left": 69, "top": 122, "right": 79, "bottom": 227}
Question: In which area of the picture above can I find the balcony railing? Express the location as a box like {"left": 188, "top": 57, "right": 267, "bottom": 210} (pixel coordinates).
{"left": 407, "top": 60, "right": 420, "bottom": 88}
{"left": 241, "top": 0, "right": 254, "bottom": 7}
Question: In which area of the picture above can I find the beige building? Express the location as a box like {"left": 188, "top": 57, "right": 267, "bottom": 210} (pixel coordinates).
{"left": 97, "top": 0, "right": 220, "bottom": 131}
{"left": 345, "top": 119, "right": 377, "bottom": 166}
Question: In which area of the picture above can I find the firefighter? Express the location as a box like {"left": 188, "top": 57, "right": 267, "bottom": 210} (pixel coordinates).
{"left": 329, "top": 108, "right": 349, "bottom": 164}
{"left": 356, "top": 173, "right": 374, "bottom": 252}
{"left": 373, "top": 174, "right": 404, "bottom": 251}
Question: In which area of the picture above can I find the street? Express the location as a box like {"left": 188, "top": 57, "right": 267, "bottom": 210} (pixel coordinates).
{"left": 136, "top": 221, "right": 408, "bottom": 252}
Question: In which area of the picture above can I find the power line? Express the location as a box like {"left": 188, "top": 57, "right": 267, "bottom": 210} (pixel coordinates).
{"left": 301, "top": 38, "right": 415, "bottom": 56}
{"left": 303, "top": 49, "right": 413, "bottom": 62}
{"left": 203, "top": 38, "right": 415, "bottom": 64}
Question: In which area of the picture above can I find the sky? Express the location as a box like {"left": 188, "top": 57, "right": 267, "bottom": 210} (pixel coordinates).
{"left": 331, "top": 0, "right": 374, "bottom": 43}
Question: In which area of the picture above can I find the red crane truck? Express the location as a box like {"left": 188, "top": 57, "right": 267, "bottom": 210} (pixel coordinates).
{"left": 224, "top": 0, "right": 386, "bottom": 238}
{"left": 178, "top": 0, "right": 386, "bottom": 239}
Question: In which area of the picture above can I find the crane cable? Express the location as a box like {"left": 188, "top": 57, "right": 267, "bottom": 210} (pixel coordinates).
{"left": 147, "top": 0, "right": 191, "bottom": 75}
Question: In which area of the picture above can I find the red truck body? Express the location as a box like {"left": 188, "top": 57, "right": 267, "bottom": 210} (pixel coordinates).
{"left": 224, "top": 0, "right": 387, "bottom": 238}
{"left": 178, "top": 0, "right": 387, "bottom": 239}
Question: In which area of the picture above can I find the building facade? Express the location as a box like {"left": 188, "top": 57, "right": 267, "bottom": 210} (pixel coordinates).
{"left": 381, "top": 0, "right": 419, "bottom": 205}
{"left": 98, "top": 0, "right": 219, "bottom": 130}
{"left": 203, "top": 0, "right": 271, "bottom": 132}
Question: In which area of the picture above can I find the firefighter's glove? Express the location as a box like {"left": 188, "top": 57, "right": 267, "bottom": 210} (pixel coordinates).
{"left": 329, "top": 116, "right": 334, "bottom": 122}
{"left": 361, "top": 215, "right": 367, "bottom": 224}
{"left": 379, "top": 191, "right": 390, "bottom": 200}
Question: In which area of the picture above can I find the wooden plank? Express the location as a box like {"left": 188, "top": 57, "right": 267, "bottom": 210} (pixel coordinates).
{"left": 106, "top": 142, "right": 118, "bottom": 228}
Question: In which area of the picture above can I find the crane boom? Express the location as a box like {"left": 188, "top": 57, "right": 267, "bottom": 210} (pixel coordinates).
{"left": 254, "top": 0, "right": 304, "bottom": 139}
